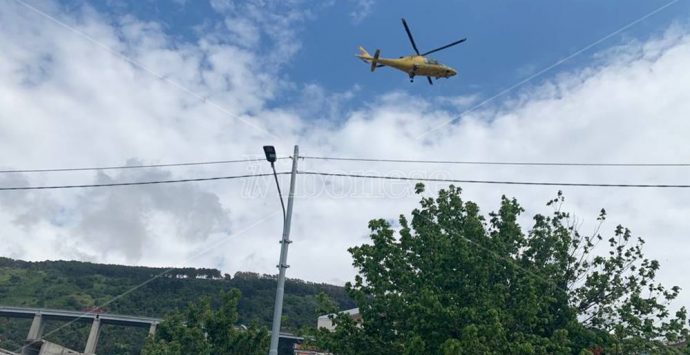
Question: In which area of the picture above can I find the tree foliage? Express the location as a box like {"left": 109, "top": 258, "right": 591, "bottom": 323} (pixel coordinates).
{"left": 312, "top": 185, "right": 689, "bottom": 354}
{"left": 141, "top": 289, "right": 269, "bottom": 355}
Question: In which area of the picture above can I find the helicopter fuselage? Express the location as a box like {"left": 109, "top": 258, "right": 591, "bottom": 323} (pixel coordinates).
{"left": 357, "top": 47, "right": 457, "bottom": 80}
{"left": 356, "top": 18, "right": 465, "bottom": 84}
{"left": 377, "top": 55, "right": 457, "bottom": 78}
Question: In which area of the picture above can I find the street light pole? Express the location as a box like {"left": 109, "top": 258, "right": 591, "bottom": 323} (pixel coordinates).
{"left": 267, "top": 145, "right": 299, "bottom": 355}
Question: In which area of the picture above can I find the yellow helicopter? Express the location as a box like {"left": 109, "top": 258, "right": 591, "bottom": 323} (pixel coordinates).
{"left": 357, "top": 18, "right": 466, "bottom": 85}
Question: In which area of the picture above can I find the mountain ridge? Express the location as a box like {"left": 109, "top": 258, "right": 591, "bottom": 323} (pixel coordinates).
{"left": 0, "top": 257, "right": 353, "bottom": 354}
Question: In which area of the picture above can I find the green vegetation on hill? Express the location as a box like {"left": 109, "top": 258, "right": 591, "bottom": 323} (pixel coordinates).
{"left": 0, "top": 258, "right": 353, "bottom": 354}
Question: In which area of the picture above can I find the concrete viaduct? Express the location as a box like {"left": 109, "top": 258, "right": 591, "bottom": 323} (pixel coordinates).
{"left": 0, "top": 306, "right": 160, "bottom": 355}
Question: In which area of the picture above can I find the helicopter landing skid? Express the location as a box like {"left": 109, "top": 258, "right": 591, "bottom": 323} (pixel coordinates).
{"left": 409, "top": 66, "right": 417, "bottom": 82}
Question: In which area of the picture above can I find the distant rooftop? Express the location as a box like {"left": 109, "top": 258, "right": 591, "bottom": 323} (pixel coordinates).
{"left": 318, "top": 307, "right": 359, "bottom": 320}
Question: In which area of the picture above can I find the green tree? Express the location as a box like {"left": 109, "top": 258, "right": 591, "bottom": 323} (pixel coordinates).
{"left": 141, "top": 289, "right": 269, "bottom": 355}
{"left": 312, "top": 185, "right": 688, "bottom": 354}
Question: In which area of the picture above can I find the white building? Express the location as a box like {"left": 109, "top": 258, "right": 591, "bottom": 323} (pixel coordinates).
{"left": 317, "top": 308, "right": 361, "bottom": 331}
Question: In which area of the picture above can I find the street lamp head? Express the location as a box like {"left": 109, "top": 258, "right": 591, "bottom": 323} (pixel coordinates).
{"left": 263, "top": 145, "right": 277, "bottom": 163}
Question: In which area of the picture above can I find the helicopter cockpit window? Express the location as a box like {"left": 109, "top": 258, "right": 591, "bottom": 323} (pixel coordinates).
{"left": 425, "top": 58, "right": 439, "bottom": 65}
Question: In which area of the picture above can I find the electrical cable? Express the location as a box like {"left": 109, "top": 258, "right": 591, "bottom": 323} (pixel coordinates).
{"left": 0, "top": 157, "right": 290, "bottom": 174}
{"left": 0, "top": 172, "right": 289, "bottom": 191}
{"left": 12, "top": 210, "right": 280, "bottom": 354}
{"left": 301, "top": 156, "right": 690, "bottom": 168}
{"left": 299, "top": 171, "right": 690, "bottom": 188}
{"left": 13, "top": 0, "right": 279, "bottom": 140}
{"left": 415, "top": 0, "right": 679, "bottom": 139}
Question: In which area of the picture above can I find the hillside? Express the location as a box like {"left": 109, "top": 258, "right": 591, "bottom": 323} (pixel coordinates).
{"left": 0, "top": 257, "right": 353, "bottom": 354}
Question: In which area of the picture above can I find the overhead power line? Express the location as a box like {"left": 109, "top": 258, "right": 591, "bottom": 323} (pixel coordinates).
{"left": 299, "top": 171, "right": 690, "bottom": 188}
{"left": 3, "top": 169, "right": 688, "bottom": 191}
{"left": 0, "top": 172, "right": 289, "bottom": 191}
{"left": 14, "top": 0, "right": 279, "bottom": 140}
{"left": 3, "top": 155, "right": 686, "bottom": 175}
{"left": 414, "top": 0, "right": 680, "bottom": 139}
{"left": 301, "top": 156, "right": 690, "bottom": 168}
{"left": 0, "top": 157, "right": 290, "bottom": 174}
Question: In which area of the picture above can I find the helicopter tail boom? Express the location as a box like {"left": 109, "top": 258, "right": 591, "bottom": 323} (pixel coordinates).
{"left": 355, "top": 47, "right": 385, "bottom": 71}
{"left": 357, "top": 47, "right": 382, "bottom": 71}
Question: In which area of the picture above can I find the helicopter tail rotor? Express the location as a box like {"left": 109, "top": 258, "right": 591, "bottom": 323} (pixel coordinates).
{"left": 370, "top": 49, "right": 380, "bottom": 72}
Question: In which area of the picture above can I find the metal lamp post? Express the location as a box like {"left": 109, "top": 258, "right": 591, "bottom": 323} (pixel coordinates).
{"left": 264, "top": 145, "right": 299, "bottom": 355}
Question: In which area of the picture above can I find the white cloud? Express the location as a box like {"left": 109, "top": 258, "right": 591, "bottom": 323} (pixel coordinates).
{"left": 210, "top": 0, "right": 320, "bottom": 66}
{"left": 1, "top": 1, "right": 690, "bottom": 311}
{"left": 73, "top": 168, "right": 231, "bottom": 262}
{"left": 287, "top": 83, "right": 360, "bottom": 122}
{"left": 348, "top": 0, "right": 375, "bottom": 24}
{"left": 223, "top": 17, "right": 261, "bottom": 48}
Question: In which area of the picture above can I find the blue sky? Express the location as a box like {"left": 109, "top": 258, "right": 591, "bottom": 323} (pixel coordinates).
{"left": 3, "top": 0, "right": 690, "bottom": 307}
{"left": 73, "top": 0, "right": 690, "bottom": 108}
{"left": 294, "top": 0, "right": 688, "bottom": 94}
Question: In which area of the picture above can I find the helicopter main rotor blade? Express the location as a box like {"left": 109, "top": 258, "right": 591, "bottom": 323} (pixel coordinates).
{"left": 421, "top": 38, "right": 467, "bottom": 56}
{"left": 401, "top": 18, "right": 420, "bottom": 55}
{"left": 427, "top": 76, "right": 433, "bottom": 85}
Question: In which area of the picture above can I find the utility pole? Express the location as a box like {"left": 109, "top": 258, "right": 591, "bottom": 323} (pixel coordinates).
{"left": 268, "top": 145, "right": 299, "bottom": 355}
